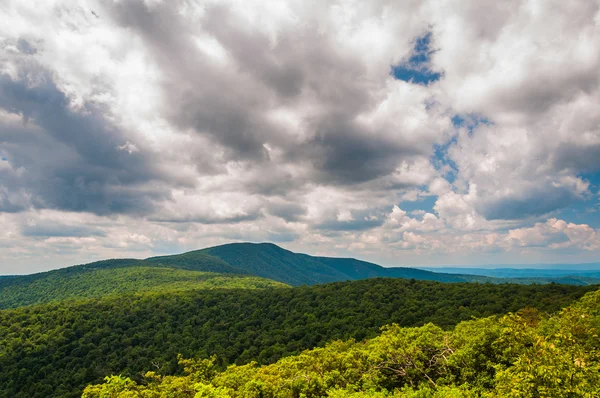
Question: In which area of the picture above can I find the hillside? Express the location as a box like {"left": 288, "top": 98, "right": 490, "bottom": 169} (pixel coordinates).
{"left": 144, "top": 251, "right": 245, "bottom": 274}
{"left": 201, "top": 243, "right": 352, "bottom": 285}
{"left": 0, "top": 278, "right": 594, "bottom": 398}
{"left": 83, "top": 288, "right": 600, "bottom": 397}
{"left": 201, "top": 243, "right": 477, "bottom": 285}
{"left": 0, "top": 267, "right": 287, "bottom": 309}
{"left": 316, "top": 256, "right": 485, "bottom": 283}
{"left": 0, "top": 250, "right": 257, "bottom": 309}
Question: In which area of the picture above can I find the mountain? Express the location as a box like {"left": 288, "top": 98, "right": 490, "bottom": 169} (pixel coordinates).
{"left": 1, "top": 243, "right": 474, "bottom": 309}
{"left": 200, "top": 242, "right": 600, "bottom": 286}
{"left": 144, "top": 250, "right": 245, "bottom": 273}
{"left": 419, "top": 266, "right": 600, "bottom": 279}
{"left": 2, "top": 242, "right": 599, "bottom": 310}
{"left": 1, "top": 278, "right": 594, "bottom": 398}
{"left": 0, "top": 252, "right": 284, "bottom": 309}
{"left": 201, "top": 243, "right": 351, "bottom": 285}
{"left": 201, "top": 242, "right": 483, "bottom": 285}
{"left": 0, "top": 267, "right": 287, "bottom": 309}
{"left": 316, "top": 256, "right": 482, "bottom": 282}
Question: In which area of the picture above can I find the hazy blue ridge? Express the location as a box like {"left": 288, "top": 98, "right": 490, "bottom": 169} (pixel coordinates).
{"left": 419, "top": 266, "right": 600, "bottom": 279}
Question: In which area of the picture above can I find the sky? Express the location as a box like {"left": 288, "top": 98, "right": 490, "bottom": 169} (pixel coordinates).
{"left": 1, "top": 0, "right": 600, "bottom": 274}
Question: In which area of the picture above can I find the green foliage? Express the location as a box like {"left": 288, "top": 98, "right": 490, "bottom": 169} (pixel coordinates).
{"left": 0, "top": 278, "right": 593, "bottom": 397}
{"left": 84, "top": 289, "right": 600, "bottom": 398}
{"left": 0, "top": 267, "right": 285, "bottom": 309}
{"left": 144, "top": 251, "right": 244, "bottom": 274}
{"left": 0, "top": 249, "right": 245, "bottom": 309}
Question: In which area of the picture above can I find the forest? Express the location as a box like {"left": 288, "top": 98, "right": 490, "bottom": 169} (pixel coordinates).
{"left": 83, "top": 288, "right": 600, "bottom": 397}
{"left": 0, "top": 278, "right": 595, "bottom": 398}
{"left": 0, "top": 266, "right": 286, "bottom": 309}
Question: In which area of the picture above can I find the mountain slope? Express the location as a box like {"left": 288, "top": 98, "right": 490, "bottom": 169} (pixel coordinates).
{"left": 0, "top": 251, "right": 278, "bottom": 309}
{"left": 202, "top": 242, "right": 599, "bottom": 286}
{"left": 315, "top": 256, "right": 477, "bottom": 282}
{"left": 144, "top": 251, "right": 246, "bottom": 274}
{"left": 201, "top": 242, "right": 478, "bottom": 285}
{"left": 0, "top": 267, "right": 287, "bottom": 309}
{"left": 201, "top": 243, "right": 351, "bottom": 285}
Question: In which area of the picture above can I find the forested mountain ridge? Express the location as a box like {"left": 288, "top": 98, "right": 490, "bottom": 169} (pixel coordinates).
{"left": 199, "top": 242, "right": 600, "bottom": 285}
{"left": 201, "top": 243, "right": 473, "bottom": 285}
{"left": 0, "top": 250, "right": 257, "bottom": 309}
{"left": 2, "top": 242, "right": 599, "bottom": 310}
{"left": 201, "top": 243, "right": 352, "bottom": 285}
{"left": 84, "top": 288, "right": 600, "bottom": 397}
{"left": 0, "top": 267, "right": 287, "bottom": 309}
{"left": 0, "top": 278, "right": 595, "bottom": 398}
{"left": 200, "top": 242, "right": 600, "bottom": 286}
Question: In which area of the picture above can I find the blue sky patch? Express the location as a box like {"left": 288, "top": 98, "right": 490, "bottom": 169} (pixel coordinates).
{"left": 392, "top": 32, "right": 442, "bottom": 85}
{"left": 452, "top": 114, "right": 493, "bottom": 136}
{"left": 432, "top": 139, "right": 458, "bottom": 183}
{"left": 556, "top": 172, "right": 600, "bottom": 228}
{"left": 399, "top": 195, "right": 437, "bottom": 214}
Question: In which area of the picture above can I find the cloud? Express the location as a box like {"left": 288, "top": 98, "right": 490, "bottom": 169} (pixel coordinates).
{"left": 1, "top": 0, "right": 600, "bottom": 273}
{"left": 104, "top": 0, "right": 449, "bottom": 186}
{"left": 0, "top": 63, "right": 174, "bottom": 215}
{"left": 507, "top": 218, "right": 600, "bottom": 251}
{"left": 425, "top": 0, "right": 600, "bottom": 222}
{"left": 20, "top": 220, "right": 106, "bottom": 238}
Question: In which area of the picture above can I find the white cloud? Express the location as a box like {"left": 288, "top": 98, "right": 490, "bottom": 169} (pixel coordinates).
{"left": 0, "top": 0, "right": 599, "bottom": 273}
{"left": 507, "top": 218, "right": 600, "bottom": 251}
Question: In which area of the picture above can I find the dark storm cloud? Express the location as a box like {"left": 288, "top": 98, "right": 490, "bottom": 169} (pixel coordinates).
{"left": 294, "top": 116, "right": 420, "bottom": 185}
{"left": 16, "top": 38, "right": 37, "bottom": 55}
{"left": 476, "top": 184, "right": 582, "bottom": 220}
{"left": 552, "top": 143, "right": 600, "bottom": 174}
{"left": 106, "top": 0, "right": 272, "bottom": 161}
{"left": 20, "top": 220, "right": 106, "bottom": 237}
{"left": 200, "top": 5, "right": 306, "bottom": 99}
{"left": 0, "top": 65, "right": 172, "bottom": 215}
{"left": 104, "top": 0, "right": 419, "bottom": 187}
{"left": 0, "top": 184, "right": 28, "bottom": 213}
{"left": 265, "top": 201, "right": 307, "bottom": 222}
{"left": 148, "top": 212, "right": 263, "bottom": 224}
{"left": 314, "top": 208, "right": 387, "bottom": 231}
{"left": 494, "top": 69, "right": 600, "bottom": 118}
{"left": 314, "top": 217, "right": 384, "bottom": 231}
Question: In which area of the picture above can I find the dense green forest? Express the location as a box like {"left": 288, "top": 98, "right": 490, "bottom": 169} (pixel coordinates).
{"left": 0, "top": 252, "right": 249, "bottom": 309}
{"left": 83, "top": 288, "right": 600, "bottom": 397}
{"left": 0, "top": 267, "right": 286, "bottom": 309}
{"left": 0, "top": 279, "right": 594, "bottom": 398}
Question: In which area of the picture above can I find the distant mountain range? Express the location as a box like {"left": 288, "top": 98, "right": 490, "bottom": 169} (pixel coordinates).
{"left": 1, "top": 242, "right": 599, "bottom": 309}
{"left": 419, "top": 266, "right": 600, "bottom": 279}
{"left": 201, "top": 242, "right": 482, "bottom": 285}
